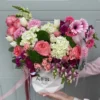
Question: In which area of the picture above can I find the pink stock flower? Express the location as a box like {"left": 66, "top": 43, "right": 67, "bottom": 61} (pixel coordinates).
{"left": 14, "top": 27, "right": 26, "bottom": 39}
{"left": 54, "top": 31, "right": 61, "bottom": 37}
{"left": 34, "top": 63, "right": 42, "bottom": 69}
{"left": 65, "top": 16, "right": 74, "bottom": 23}
{"left": 34, "top": 40, "right": 51, "bottom": 56}
{"left": 23, "top": 43, "right": 30, "bottom": 51}
{"left": 28, "top": 19, "right": 41, "bottom": 29}
{"left": 13, "top": 46, "right": 23, "bottom": 57}
{"left": 69, "top": 46, "right": 81, "bottom": 60}
{"left": 13, "top": 19, "right": 21, "bottom": 29}
{"left": 48, "top": 56, "right": 52, "bottom": 62}
{"left": 86, "top": 39, "right": 95, "bottom": 48}
{"left": 80, "top": 18, "right": 88, "bottom": 32}
{"left": 6, "top": 15, "right": 17, "bottom": 27}
{"left": 70, "top": 20, "right": 83, "bottom": 34}
{"left": 7, "top": 26, "right": 16, "bottom": 37}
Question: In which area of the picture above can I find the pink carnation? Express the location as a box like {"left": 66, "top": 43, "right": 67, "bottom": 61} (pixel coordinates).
{"left": 65, "top": 16, "right": 74, "bottom": 23}
{"left": 7, "top": 26, "right": 16, "bottom": 37}
{"left": 13, "top": 19, "right": 21, "bottom": 29}
{"left": 34, "top": 40, "right": 51, "bottom": 56}
{"left": 6, "top": 15, "right": 17, "bottom": 27}
{"left": 86, "top": 39, "right": 95, "bottom": 48}
{"left": 23, "top": 43, "right": 30, "bottom": 51}
{"left": 28, "top": 19, "right": 41, "bottom": 29}
{"left": 14, "top": 27, "right": 26, "bottom": 39}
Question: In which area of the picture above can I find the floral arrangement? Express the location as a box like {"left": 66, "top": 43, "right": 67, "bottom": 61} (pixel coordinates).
{"left": 5, "top": 6, "right": 98, "bottom": 84}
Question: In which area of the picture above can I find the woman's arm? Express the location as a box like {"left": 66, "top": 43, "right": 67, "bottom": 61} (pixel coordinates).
{"left": 79, "top": 57, "right": 100, "bottom": 78}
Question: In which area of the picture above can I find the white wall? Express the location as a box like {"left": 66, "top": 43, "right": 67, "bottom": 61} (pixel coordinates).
{"left": 0, "top": 0, "right": 100, "bottom": 100}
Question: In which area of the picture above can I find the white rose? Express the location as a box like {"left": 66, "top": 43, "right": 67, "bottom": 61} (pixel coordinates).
{"left": 6, "top": 36, "right": 13, "bottom": 42}
{"left": 54, "top": 19, "right": 60, "bottom": 28}
{"left": 20, "top": 17, "right": 28, "bottom": 27}
{"left": 10, "top": 41, "right": 17, "bottom": 47}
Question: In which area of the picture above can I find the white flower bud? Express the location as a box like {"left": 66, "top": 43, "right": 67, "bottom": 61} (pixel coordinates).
{"left": 10, "top": 41, "right": 17, "bottom": 47}
{"left": 6, "top": 36, "right": 13, "bottom": 42}
{"left": 20, "top": 17, "right": 28, "bottom": 27}
{"left": 54, "top": 19, "right": 60, "bottom": 28}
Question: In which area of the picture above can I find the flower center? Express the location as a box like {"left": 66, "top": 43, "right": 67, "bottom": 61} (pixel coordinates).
{"left": 40, "top": 44, "right": 45, "bottom": 48}
{"left": 74, "top": 25, "right": 77, "bottom": 29}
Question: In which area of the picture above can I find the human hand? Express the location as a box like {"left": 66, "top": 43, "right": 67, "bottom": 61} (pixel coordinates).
{"left": 40, "top": 91, "right": 74, "bottom": 100}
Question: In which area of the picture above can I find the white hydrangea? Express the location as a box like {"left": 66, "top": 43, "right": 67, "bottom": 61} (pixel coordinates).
{"left": 50, "top": 34, "right": 57, "bottom": 43}
{"left": 30, "top": 26, "right": 40, "bottom": 33}
{"left": 51, "top": 36, "right": 69, "bottom": 59}
{"left": 20, "top": 30, "right": 38, "bottom": 47}
{"left": 41, "top": 22, "right": 58, "bottom": 34}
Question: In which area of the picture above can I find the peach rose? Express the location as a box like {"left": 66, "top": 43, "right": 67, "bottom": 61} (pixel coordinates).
{"left": 13, "top": 46, "right": 23, "bottom": 57}
{"left": 34, "top": 40, "right": 51, "bottom": 56}
{"left": 69, "top": 46, "right": 81, "bottom": 60}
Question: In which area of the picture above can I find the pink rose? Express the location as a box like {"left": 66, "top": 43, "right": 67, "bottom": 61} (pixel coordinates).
{"left": 14, "top": 27, "right": 26, "bottom": 39}
{"left": 13, "top": 19, "right": 21, "bottom": 29}
{"left": 44, "top": 63, "right": 51, "bottom": 72}
{"left": 28, "top": 19, "right": 41, "bottom": 29}
{"left": 86, "top": 39, "right": 94, "bottom": 48}
{"left": 34, "top": 63, "right": 42, "bottom": 69}
{"left": 34, "top": 40, "right": 51, "bottom": 56}
{"left": 54, "top": 31, "right": 61, "bottom": 37}
{"left": 69, "top": 46, "right": 81, "bottom": 60}
{"left": 6, "top": 15, "right": 17, "bottom": 27}
{"left": 42, "top": 58, "right": 48, "bottom": 67}
{"left": 7, "top": 26, "right": 16, "bottom": 37}
{"left": 13, "top": 46, "right": 23, "bottom": 57}
{"left": 65, "top": 16, "right": 74, "bottom": 23}
{"left": 23, "top": 43, "right": 30, "bottom": 51}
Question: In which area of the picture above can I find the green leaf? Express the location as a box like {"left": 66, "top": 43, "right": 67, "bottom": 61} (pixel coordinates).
{"left": 12, "top": 6, "right": 30, "bottom": 13}
{"left": 36, "top": 30, "right": 50, "bottom": 42}
{"left": 12, "top": 58, "right": 16, "bottom": 63}
{"left": 94, "top": 44, "right": 97, "bottom": 48}
{"left": 93, "top": 33, "right": 99, "bottom": 40}
{"left": 16, "top": 37, "right": 22, "bottom": 45}
{"left": 9, "top": 47, "right": 14, "bottom": 52}
{"left": 61, "top": 76, "right": 66, "bottom": 84}
{"left": 65, "top": 36, "right": 76, "bottom": 47}
{"left": 27, "top": 50, "right": 45, "bottom": 63}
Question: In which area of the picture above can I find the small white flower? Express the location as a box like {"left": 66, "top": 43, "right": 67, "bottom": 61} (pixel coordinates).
{"left": 50, "top": 34, "right": 56, "bottom": 43}
{"left": 30, "top": 26, "right": 40, "bottom": 33}
{"left": 6, "top": 36, "right": 13, "bottom": 42}
{"left": 41, "top": 22, "right": 58, "bottom": 33}
{"left": 19, "top": 17, "right": 28, "bottom": 27}
{"left": 54, "top": 19, "right": 60, "bottom": 28}
{"left": 20, "top": 40, "right": 30, "bottom": 46}
{"left": 10, "top": 41, "right": 17, "bottom": 47}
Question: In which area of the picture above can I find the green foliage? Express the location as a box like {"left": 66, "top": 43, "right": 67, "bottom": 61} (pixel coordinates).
{"left": 52, "top": 68, "right": 57, "bottom": 79}
{"left": 93, "top": 33, "right": 99, "bottom": 40}
{"left": 36, "top": 30, "right": 50, "bottom": 43}
{"left": 27, "top": 50, "right": 45, "bottom": 63}
{"left": 16, "top": 37, "right": 22, "bottom": 45}
{"left": 9, "top": 47, "right": 14, "bottom": 52}
{"left": 65, "top": 36, "right": 76, "bottom": 47}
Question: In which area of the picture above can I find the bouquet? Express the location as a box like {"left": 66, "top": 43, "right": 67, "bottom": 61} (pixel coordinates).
{"left": 5, "top": 6, "right": 98, "bottom": 93}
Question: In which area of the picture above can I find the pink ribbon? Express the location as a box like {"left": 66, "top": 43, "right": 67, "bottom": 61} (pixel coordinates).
{"left": 0, "top": 67, "right": 30, "bottom": 100}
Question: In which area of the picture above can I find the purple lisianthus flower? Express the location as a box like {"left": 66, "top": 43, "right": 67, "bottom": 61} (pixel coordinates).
{"left": 25, "top": 57, "right": 33, "bottom": 69}
{"left": 16, "top": 57, "right": 21, "bottom": 67}
{"left": 60, "top": 20, "right": 70, "bottom": 35}
{"left": 68, "top": 59, "right": 79, "bottom": 67}
{"left": 51, "top": 58, "right": 61, "bottom": 63}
